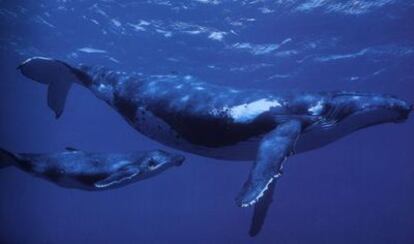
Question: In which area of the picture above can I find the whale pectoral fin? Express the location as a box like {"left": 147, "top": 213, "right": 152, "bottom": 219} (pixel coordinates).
{"left": 94, "top": 167, "right": 141, "bottom": 189}
{"left": 249, "top": 182, "right": 275, "bottom": 236}
{"left": 236, "top": 120, "right": 302, "bottom": 207}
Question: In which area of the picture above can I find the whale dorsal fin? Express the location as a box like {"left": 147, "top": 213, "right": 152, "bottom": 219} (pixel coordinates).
{"left": 236, "top": 120, "right": 302, "bottom": 207}
{"left": 94, "top": 166, "right": 141, "bottom": 189}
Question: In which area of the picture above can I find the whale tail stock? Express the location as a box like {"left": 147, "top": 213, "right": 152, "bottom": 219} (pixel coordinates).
{"left": 17, "top": 57, "right": 88, "bottom": 119}
{"left": 0, "top": 148, "right": 20, "bottom": 169}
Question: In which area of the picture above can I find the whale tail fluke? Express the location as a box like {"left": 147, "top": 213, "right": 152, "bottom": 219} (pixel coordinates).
{"left": 0, "top": 148, "right": 19, "bottom": 169}
{"left": 17, "top": 57, "right": 85, "bottom": 119}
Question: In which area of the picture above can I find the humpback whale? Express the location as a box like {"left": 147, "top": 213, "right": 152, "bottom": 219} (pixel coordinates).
{"left": 18, "top": 57, "right": 413, "bottom": 208}
{"left": 0, "top": 147, "right": 184, "bottom": 190}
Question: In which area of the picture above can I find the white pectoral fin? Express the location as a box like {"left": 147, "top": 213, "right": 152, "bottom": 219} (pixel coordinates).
{"left": 94, "top": 167, "right": 141, "bottom": 189}
{"left": 236, "top": 120, "right": 302, "bottom": 208}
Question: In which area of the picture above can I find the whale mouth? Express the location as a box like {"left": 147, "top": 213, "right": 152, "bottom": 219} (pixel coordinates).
{"left": 392, "top": 106, "right": 412, "bottom": 123}
{"left": 172, "top": 154, "right": 185, "bottom": 166}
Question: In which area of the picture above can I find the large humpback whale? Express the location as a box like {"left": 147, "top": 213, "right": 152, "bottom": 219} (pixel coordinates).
{"left": 18, "top": 57, "right": 412, "bottom": 207}
{"left": 0, "top": 147, "right": 184, "bottom": 190}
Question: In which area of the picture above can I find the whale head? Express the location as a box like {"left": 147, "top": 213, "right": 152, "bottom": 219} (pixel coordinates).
{"left": 328, "top": 92, "right": 412, "bottom": 129}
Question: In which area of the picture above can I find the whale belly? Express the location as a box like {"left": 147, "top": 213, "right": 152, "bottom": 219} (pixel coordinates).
{"left": 132, "top": 107, "right": 260, "bottom": 161}
{"left": 180, "top": 137, "right": 261, "bottom": 161}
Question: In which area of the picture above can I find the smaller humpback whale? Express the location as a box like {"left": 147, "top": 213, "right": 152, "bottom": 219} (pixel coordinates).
{"left": 0, "top": 147, "right": 184, "bottom": 190}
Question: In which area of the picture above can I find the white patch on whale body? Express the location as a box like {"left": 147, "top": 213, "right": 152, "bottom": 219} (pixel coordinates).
{"left": 96, "top": 83, "right": 114, "bottom": 101}
{"left": 308, "top": 100, "right": 324, "bottom": 115}
{"left": 98, "top": 84, "right": 107, "bottom": 90}
{"left": 229, "top": 99, "right": 281, "bottom": 123}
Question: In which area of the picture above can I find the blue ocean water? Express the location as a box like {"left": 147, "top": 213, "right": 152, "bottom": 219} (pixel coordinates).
{"left": 0, "top": 0, "right": 413, "bottom": 243}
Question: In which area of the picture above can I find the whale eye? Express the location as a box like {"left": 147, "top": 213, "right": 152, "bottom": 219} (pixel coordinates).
{"left": 148, "top": 159, "right": 156, "bottom": 167}
{"left": 147, "top": 158, "right": 160, "bottom": 170}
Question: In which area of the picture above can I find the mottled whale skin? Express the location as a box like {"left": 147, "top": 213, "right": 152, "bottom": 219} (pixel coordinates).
{"left": 18, "top": 57, "right": 413, "bottom": 209}
{"left": 0, "top": 147, "right": 184, "bottom": 190}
